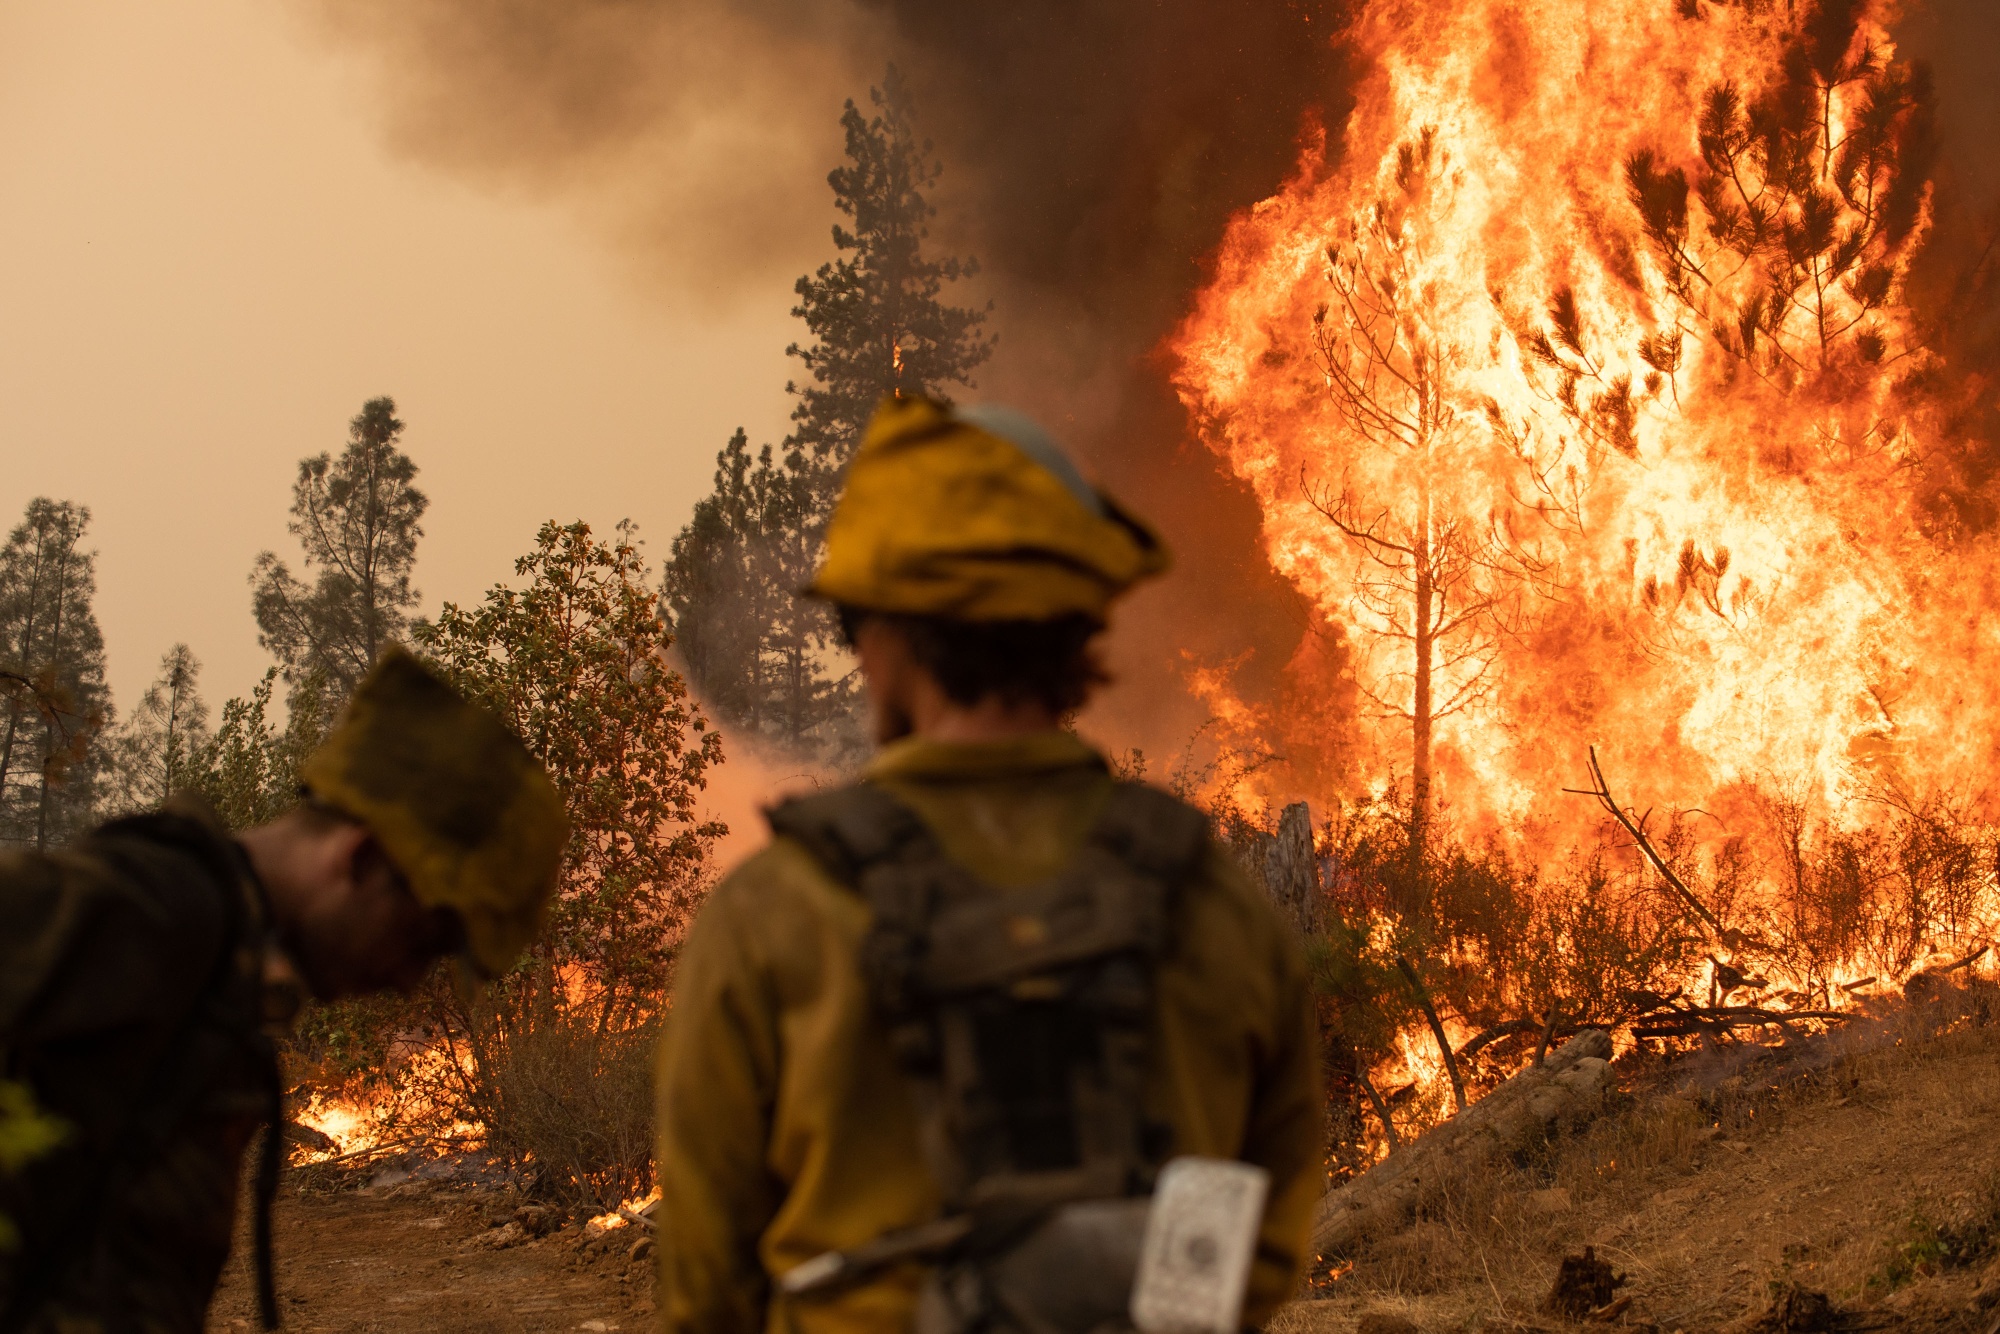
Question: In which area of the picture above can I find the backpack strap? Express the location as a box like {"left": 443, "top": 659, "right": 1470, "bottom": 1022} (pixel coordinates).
{"left": 767, "top": 786, "right": 942, "bottom": 1017}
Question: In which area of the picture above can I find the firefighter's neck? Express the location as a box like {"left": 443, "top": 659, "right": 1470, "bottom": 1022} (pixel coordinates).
{"left": 853, "top": 617, "right": 1061, "bottom": 745}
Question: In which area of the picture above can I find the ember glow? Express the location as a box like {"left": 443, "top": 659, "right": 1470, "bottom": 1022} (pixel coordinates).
{"left": 290, "top": 1043, "right": 486, "bottom": 1167}
{"left": 1174, "top": 0, "right": 1986, "bottom": 844}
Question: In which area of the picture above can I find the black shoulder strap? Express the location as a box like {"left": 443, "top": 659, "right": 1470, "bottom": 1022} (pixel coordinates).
{"left": 1088, "top": 784, "right": 1210, "bottom": 885}
{"left": 764, "top": 785, "right": 931, "bottom": 883}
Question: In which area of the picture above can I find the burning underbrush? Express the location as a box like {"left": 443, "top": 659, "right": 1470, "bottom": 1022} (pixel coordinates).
{"left": 283, "top": 966, "right": 661, "bottom": 1212}
{"left": 1205, "top": 750, "right": 2000, "bottom": 1183}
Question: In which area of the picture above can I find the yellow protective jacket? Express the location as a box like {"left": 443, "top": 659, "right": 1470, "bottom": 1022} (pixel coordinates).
{"left": 655, "top": 733, "right": 1322, "bottom": 1334}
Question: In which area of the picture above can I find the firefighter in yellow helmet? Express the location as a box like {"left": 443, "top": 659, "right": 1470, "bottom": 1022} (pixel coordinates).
{"left": 656, "top": 398, "right": 1322, "bottom": 1334}
{"left": 0, "top": 647, "right": 567, "bottom": 1333}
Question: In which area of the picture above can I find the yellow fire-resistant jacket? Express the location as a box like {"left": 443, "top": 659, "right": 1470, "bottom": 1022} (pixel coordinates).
{"left": 655, "top": 733, "right": 1323, "bottom": 1334}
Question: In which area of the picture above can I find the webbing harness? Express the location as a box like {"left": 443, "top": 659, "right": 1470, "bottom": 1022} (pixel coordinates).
{"left": 767, "top": 779, "right": 1209, "bottom": 1321}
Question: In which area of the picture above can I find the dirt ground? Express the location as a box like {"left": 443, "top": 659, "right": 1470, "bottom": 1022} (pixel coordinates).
{"left": 204, "top": 1186, "right": 654, "bottom": 1334}
{"left": 1278, "top": 993, "right": 2000, "bottom": 1334}
{"left": 207, "top": 991, "right": 2000, "bottom": 1333}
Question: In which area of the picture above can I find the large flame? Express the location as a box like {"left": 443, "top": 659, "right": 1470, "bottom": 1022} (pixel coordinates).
{"left": 1173, "top": 0, "right": 1982, "bottom": 836}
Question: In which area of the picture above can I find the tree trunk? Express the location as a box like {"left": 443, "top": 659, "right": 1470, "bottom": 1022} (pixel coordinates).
{"left": 1260, "top": 801, "right": 1319, "bottom": 935}
{"left": 1411, "top": 431, "right": 1434, "bottom": 853}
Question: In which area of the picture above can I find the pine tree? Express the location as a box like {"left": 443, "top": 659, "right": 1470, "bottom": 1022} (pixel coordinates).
{"left": 251, "top": 396, "right": 428, "bottom": 702}
{"left": 786, "top": 64, "right": 995, "bottom": 493}
{"left": 1306, "top": 133, "right": 1546, "bottom": 856}
{"left": 103, "top": 644, "right": 211, "bottom": 815}
{"left": 0, "top": 499, "right": 111, "bottom": 848}
{"left": 664, "top": 432, "right": 790, "bottom": 729}
{"left": 1624, "top": 2, "right": 1936, "bottom": 388}
{"left": 666, "top": 67, "right": 993, "bottom": 756}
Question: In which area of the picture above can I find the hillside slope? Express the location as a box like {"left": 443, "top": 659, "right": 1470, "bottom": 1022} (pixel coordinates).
{"left": 1280, "top": 984, "right": 2000, "bottom": 1334}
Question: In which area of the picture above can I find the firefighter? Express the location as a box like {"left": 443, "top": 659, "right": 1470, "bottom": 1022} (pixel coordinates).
{"left": 0, "top": 647, "right": 568, "bottom": 1333}
{"left": 656, "top": 397, "right": 1322, "bottom": 1334}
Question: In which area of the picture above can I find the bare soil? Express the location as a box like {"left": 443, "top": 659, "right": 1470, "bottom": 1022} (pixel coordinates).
{"left": 204, "top": 1185, "right": 654, "bottom": 1334}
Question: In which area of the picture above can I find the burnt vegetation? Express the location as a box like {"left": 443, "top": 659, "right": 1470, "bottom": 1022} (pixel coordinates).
{"left": 1625, "top": 0, "right": 1937, "bottom": 388}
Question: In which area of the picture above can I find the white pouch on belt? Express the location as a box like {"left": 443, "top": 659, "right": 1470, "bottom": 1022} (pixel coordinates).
{"left": 1129, "top": 1157, "right": 1271, "bottom": 1334}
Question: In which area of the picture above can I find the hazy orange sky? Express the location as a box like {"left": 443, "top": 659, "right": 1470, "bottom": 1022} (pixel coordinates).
{"left": 3, "top": 0, "right": 1994, "bottom": 857}
{"left": 0, "top": 0, "right": 830, "bottom": 722}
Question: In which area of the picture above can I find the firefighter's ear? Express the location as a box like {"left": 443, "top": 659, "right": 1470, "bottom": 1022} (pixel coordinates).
{"left": 322, "top": 820, "right": 377, "bottom": 894}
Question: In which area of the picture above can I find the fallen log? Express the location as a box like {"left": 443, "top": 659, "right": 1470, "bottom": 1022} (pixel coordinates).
{"left": 1310, "top": 1030, "right": 1618, "bottom": 1258}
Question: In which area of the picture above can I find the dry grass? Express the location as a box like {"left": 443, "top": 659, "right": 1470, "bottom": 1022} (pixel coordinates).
{"left": 1276, "top": 981, "right": 2000, "bottom": 1334}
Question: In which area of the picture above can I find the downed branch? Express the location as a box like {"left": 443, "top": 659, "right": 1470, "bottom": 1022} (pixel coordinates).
{"left": 1453, "top": 1015, "right": 1592, "bottom": 1066}
{"left": 1397, "top": 955, "right": 1467, "bottom": 1112}
{"left": 1454, "top": 1019, "right": 1542, "bottom": 1062}
{"left": 1565, "top": 746, "right": 1725, "bottom": 936}
{"left": 1628, "top": 1005, "right": 1854, "bottom": 1040}
{"left": 1311, "top": 1030, "right": 1617, "bottom": 1258}
{"left": 1354, "top": 1056, "right": 1402, "bottom": 1152}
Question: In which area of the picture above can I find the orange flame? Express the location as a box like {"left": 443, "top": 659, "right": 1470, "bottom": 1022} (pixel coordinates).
{"left": 1172, "top": 0, "right": 1979, "bottom": 834}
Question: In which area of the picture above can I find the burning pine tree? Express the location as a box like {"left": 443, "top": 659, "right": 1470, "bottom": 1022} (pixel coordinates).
{"left": 1174, "top": 0, "right": 2000, "bottom": 1054}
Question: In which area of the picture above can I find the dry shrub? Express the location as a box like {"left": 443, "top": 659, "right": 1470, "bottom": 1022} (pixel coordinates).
{"left": 1294, "top": 792, "right": 1703, "bottom": 1170}
{"left": 1315, "top": 792, "right": 1702, "bottom": 1037}
{"left": 1751, "top": 788, "right": 1996, "bottom": 995}
{"left": 421, "top": 970, "right": 661, "bottom": 1210}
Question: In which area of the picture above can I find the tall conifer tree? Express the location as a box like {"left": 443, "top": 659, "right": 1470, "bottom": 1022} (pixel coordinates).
{"left": 0, "top": 499, "right": 111, "bottom": 847}
{"left": 103, "top": 644, "right": 211, "bottom": 815}
{"left": 666, "top": 67, "right": 992, "bottom": 757}
{"left": 251, "top": 396, "right": 427, "bottom": 703}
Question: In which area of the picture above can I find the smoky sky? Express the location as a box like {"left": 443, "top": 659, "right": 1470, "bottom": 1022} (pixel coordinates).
{"left": 291, "top": 0, "right": 1999, "bottom": 763}
{"left": 293, "top": 0, "right": 1353, "bottom": 748}
{"left": 867, "top": 3, "right": 1350, "bottom": 330}
{"left": 293, "top": 0, "right": 1350, "bottom": 347}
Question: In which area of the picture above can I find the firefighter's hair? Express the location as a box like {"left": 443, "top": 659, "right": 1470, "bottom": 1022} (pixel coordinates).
{"left": 838, "top": 609, "right": 1109, "bottom": 716}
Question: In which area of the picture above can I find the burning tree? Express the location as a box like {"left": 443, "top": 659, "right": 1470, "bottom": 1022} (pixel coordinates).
{"left": 1625, "top": 7, "right": 1935, "bottom": 389}
{"left": 1305, "top": 130, "right": 1548, "bottom": 848}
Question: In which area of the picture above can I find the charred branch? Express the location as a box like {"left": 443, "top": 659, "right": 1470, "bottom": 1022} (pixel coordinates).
{"left": 1628, "top": 1003, "right": 1853, "bottom": 1040}
{"left": 1397, "top": 954, "right": 1468, "bottom": 1112}
{"left": 1354, "top": 1056, "right": 1401, "bottom": 1154}
{"left": 1565, "top": 745, "right": 1727, "bottom": 936}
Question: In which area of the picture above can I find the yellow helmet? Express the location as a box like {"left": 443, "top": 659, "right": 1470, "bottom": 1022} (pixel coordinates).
{"left": 806, "top": 396, "right": 1170, "bottom": 622}
{"left": 299, "top": 647, "right": 567, "bottom": 978}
